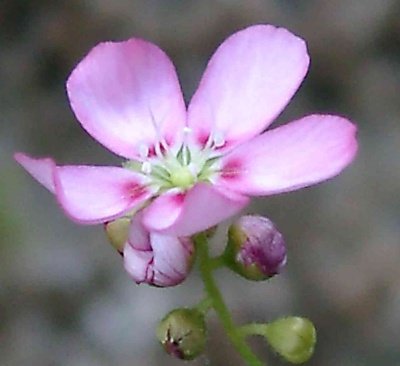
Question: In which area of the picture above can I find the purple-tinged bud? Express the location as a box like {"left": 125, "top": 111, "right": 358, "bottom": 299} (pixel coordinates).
{"left": 264, "top": 317, "right": 316, "bottom": 364}
{"left": 156, "top": 308, "right": 207, "bottom": 360}
{"left": 123, "top": 215, "right": 194, "bottom": 287}
{"left": 105, "top": 217, "right": 130, "bottom": 254}
{"left": 225, "top": 215, "right": 286, "bottom": 281}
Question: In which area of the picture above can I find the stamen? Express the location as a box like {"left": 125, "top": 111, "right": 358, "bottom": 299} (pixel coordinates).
{"left": 148, "top": 106, "right": 170, "bottom": 158}
{"left": 204, "top": 132, "right": 214, "bottom": 150}
{"left": 154, "top": 141, "right": 165, "bottom": 160}
{"left": 138, "top": 143, "right": 149, "bottom": 159}
{"left": 212, "top": 130, "right": 225, "bottom": 148}
{"left": 160, "top": 137, "right": 170, "bottom": 155}
{"left": 203, "top": 130, "right": 225, "bottom": 150}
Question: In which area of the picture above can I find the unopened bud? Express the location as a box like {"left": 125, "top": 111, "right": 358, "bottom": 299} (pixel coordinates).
{"left": 265, "top": 317, "right": 316, "bottom": 364}
{"left": 123, "top": 215, "right": 194, "bottom": 287}
{"left": 105, "top": 217, "right": 131, "bottom": 254}
{"left": 225, "top": 215, "right": 286, "bottom": 280}
{"left": 156, "top": 308, "right": 207, "bottom": 360}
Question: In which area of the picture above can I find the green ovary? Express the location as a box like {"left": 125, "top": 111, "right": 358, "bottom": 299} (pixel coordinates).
{"left": 169, "top": 165, "right": 195, "bottom": 189}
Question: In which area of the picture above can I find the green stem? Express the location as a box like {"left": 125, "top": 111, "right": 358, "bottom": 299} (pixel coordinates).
{"left": 208, "top": 254, "right": 226, "bottom": 270}
{"left": 238, "top": 323, "right": 269, "bottom": 338}
{"left": 196, "top": 296, "right": 213, "bottom": 315}
{"left": 195, "top": 233, "right": 265, "bottom": 366}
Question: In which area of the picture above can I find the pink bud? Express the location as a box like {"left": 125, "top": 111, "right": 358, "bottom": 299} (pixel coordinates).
{"left": 225, "top": 215, "right": 286, "bottom": 281}
{"left": 123, "top": 215, "right": 194, "bottom": 287}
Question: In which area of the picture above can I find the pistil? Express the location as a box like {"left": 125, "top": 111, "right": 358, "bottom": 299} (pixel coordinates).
{"left": 169, "top": 165, "right": 195, "bottom": 189}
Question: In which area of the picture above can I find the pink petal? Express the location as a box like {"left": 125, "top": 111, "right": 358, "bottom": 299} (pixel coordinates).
{"left": 218, "top": 115, "right": 358, "bottom": 195}
{"left": 128, "top": 213, "right": 152, "bottom": 251}
{"left": 151, "top": 233, "right": 193, "bottom": 286}
{"left": 124, "top": 244, "right": 153, "bottom": 284}
{"left": 15, "top": 153, "right": 154, "bottom": 224}
{"left": 123, "top": 215, "right": 194, "bottom": 287}
{"left": 142, "top": 183, "right": 249, "bottom": 236}
{"left": 67, "top": 38, "right": 186, "bottom": 159}
{"left": 187, "top": 25, "right": 309, "bottom": 150}
{"left": 15, "top": 152, "right": 56, "bottom": 193}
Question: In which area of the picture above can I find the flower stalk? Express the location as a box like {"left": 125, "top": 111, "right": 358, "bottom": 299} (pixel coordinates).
{"left": 195, "top": 297, "right": 213, "bottom": 315}
{"left": 195, "top": 233, "right": 264, "bottom": 366}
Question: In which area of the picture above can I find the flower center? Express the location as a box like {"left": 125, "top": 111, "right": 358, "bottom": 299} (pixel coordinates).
{"left": 169, "top": 165, "right": 195, "bottom": 189}
{"left": 124, "top": 130, "right": 225, "bottom": 192}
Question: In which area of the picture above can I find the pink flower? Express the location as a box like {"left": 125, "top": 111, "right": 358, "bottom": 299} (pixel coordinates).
{"left": 15, "top": 25, "right": 357, "bottom": 238}
{"left": 123, "top": 213, "right": 194, "bottom": 287}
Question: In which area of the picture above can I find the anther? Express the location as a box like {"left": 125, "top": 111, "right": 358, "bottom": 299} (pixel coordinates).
{"left": 141, "top": 161, "right": 152, "bottom": 174}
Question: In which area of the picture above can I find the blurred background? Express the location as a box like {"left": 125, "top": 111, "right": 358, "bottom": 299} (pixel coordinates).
{"left": 1, "top": 1, "right": 399, "bottom": 365}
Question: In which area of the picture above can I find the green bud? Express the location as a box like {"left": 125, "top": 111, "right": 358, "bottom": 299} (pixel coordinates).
{"left": 156, "top": 308, "right": 207, "bottom": 360}
{"left": 104, "top": 217, "right": 130, "bottom": 253}
{"left": 264, "top": 317, "right": 316, "bottom": 364}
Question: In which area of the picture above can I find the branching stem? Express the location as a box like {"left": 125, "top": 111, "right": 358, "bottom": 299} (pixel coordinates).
{"left": 195, "top": 233, "right": 265, "bottom": 366}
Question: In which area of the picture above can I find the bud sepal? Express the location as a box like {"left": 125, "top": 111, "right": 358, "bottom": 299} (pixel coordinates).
{"left": 105, "top": 217, "right": 131, "bottom": 254}
{"left": 156, "top": 308, "right": 207, "bottom": 360}
{"left": 264, "top": 317, "right": 316, "bottom": 364}
{"left": 224, "top": 215, "right": 287, "bottom": 281}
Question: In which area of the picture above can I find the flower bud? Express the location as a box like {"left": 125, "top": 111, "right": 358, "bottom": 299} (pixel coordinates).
{"left": 265, "top": 317, "right": 316, "bottom": 364}
{"left": 156, "top": 308, "right": 207, "bottom": 360}
{"left": 225, "top": 215, "right": 286, "bottom": 280}
{"left": 123, "top": 215, "right": 194, "bottom": 287}
{"left": 105, "top": 217, "right": 131, "bottom": 254}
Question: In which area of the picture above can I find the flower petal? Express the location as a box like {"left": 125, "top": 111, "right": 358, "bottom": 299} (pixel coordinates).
{"left": 15, "top": 152, "right": 56, "bottom": 193}
{"left": 187, "top": 25, "right": 309, "bottom": 150}
{"left": 142, "top": 183, "right": 249, "bottom": 236}
{"left": 218, "top": 115, "right": 358, "bottom": 195}
{"left": 127, "top": 213, "right": 152, "bottom": 251}
{"left": 55, "top": 166, "right": 153, "bottom": 224}
{"left": 151, "top": 233, "right": 193, "bottom": 286}
{"left": 15, "top": 153, "right": 154, "bottom": 224}
{"left": 124, "top": 244, "right": 153, "bottom": 284}
{"left": 123, "top": 215, "right": 194, "bottom": 287}
{"left": 67, "top": 38, "right": 186, "bottom": 159}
